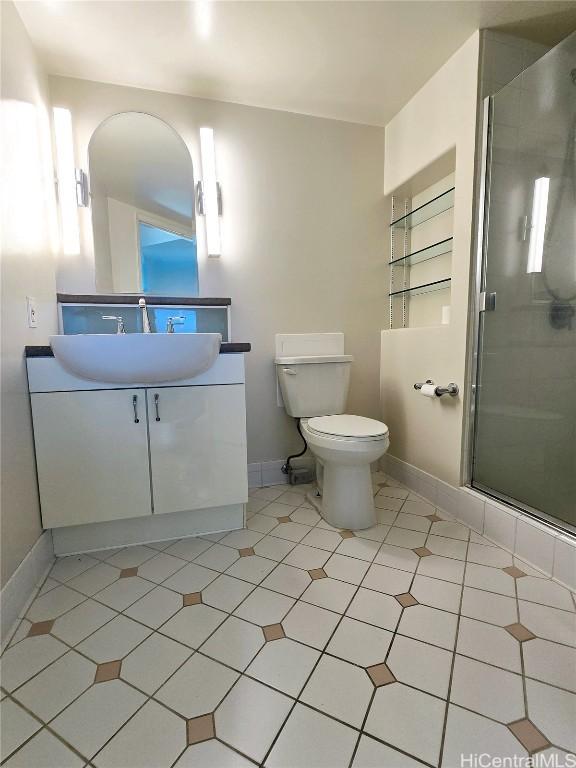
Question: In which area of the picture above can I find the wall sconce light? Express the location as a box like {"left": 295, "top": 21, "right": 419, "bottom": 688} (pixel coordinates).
{"left": 197, "top": 126, "right": 222, "bottom": 257}
{"left": 53, "top": 107, "right": 89, "bottom": 259}
{"left": 527, "top": 176, "right": 549, "bottom": 274}
{"left": 53, "top": 107, "right": 81, "bottom": 255}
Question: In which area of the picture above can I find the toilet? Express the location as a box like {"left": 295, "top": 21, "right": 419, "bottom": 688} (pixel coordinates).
{"left": 275, "top": 354, "right": 389, "bottom": 530}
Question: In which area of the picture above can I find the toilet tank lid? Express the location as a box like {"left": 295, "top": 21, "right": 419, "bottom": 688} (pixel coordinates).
{"left": 275, "top": 354, "right": 353, "bottom": 364}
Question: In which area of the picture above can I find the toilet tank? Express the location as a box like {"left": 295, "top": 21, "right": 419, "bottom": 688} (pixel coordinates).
{"left": 275, "top": 355, "right": 353, "bottom": 417}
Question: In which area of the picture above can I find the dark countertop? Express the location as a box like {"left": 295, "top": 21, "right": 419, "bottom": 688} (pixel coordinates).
{"left": 57, "top": 294, "right": 231, "bottom": 306}
{"left": 25, "top": 342, "right": 251, "bottom": 358}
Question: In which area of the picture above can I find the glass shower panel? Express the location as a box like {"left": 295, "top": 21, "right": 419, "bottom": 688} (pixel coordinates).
{"left": 472, "top": 33, "right": 576, "bottom": 530}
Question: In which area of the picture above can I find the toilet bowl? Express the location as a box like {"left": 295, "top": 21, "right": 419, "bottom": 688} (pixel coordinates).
{"left": 301, "top": 414, "right": 389, "bottom": 530}
{"left": 275, "top": 352, "right": 390, "bottom": 531}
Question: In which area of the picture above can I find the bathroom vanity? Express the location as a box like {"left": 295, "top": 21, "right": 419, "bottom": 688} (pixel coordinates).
{"left": 26, "top": 343, "right": 250, "bottom": 554}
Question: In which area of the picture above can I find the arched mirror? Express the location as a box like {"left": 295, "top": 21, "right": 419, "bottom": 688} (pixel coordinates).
{"left": 89, "top": 112, "right": 197, "bottom": 296}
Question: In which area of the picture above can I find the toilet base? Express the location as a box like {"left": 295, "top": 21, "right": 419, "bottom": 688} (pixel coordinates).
{"left": 307, "top": 462, "right": 376, "bottom": 530}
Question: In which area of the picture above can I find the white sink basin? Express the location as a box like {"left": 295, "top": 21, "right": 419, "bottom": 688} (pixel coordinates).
{"left": 50, "top": 333, "right": 222, "bottom": 384}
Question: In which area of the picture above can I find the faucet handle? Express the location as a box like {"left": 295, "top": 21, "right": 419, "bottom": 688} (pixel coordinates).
{"left": 166, "top": 316, "right": 186, "bottom": 334}
{"left": 102, "top": 315, "right": 125, "bottom": 334}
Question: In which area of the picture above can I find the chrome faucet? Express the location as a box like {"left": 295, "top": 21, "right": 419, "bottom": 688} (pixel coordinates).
{"left": 166, "top": 316, "right": 185, "bottom": 334}
{"left": 138, "top": 297, "right": 152, "bottom": 334}
{"left": 102, "top": 315, "right": 125, "bottom": 334}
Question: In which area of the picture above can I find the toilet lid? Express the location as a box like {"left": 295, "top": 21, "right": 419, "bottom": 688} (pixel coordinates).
{"left": 307, "top": 415, "right": 389, "bottom": 440}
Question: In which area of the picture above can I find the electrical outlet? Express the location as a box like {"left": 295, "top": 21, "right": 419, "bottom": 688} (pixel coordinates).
{"left": 26, "top": 296, "right": 38, "bottom": 328}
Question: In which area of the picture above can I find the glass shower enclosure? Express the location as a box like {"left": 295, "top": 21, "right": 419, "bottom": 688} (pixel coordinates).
{"left": 472, "top": 32, "right": 576, "bottom": 532}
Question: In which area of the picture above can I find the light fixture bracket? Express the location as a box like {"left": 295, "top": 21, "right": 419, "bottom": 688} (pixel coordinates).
{"left": 195, "top": 180, "right": 205, "bottom": 216}
{"left": 195, "top": 179, "right": 222, "bottom": 217}
{"left": 75, "top": 168, "right": 90, "bottom": 207}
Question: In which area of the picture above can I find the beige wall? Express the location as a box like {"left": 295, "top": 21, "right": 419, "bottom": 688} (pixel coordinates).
{"left": 380, "top": 33, "right": 480, "bottom": 486}
{"left": 0, "top": 2, "right": 59, "bottom": 586}
{"left": 50, "top": 76, "right": 387, "bottom": 464}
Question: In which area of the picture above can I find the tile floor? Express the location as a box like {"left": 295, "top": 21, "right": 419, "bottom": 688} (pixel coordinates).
{"left": 1, "top": 474, "right": 575, "bottom": 767}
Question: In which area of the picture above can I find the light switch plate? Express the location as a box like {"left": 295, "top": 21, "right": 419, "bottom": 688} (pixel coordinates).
{"left": 26, "top": 296, "right": 38, "bottom": 328}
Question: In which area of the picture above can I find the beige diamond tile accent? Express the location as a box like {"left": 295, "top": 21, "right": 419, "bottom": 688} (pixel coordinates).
{"left": 278, "top": 516, "right": 292, "bottom": 524}
{"left": 502, "top": 566, "right": 527, "bottom": 579}
{"left": 426, "top": 514, "right": 443, "bottom": 523}
{"left": 395, "top": 593, "right": 419, "bottom": 608}
{"left": 239, "top": 548, "right": 255, "bottom": 557}
{"left": 27, "top": 620, "right": 54, "bottom": 637}
{"left": 187, "top": 713, "right": 215, "bottom": 745}
{"left": 95, "top": 660, "right": 122, "bottom": 683}
{"left": 508, "top": 718, "right": 550, "bottom": 754}
{"left": 366, "top": 663, "right": 396, "bottom": 687}
{"left": 119, "top": 567, "right": 138, "bottom": 578}
{"left": 308, "top": 568, "right": 328, "bottom": 580}
{"left": 183, "top": 592, "right": 202, "bottom": 607}
{"left": 263, "top": 623, "right": 285, "bottom": 642}
{"left": 505, "top": 623, "right": 537, "bottom": 642}
{"left": 339, "top": 530, "right": 355, "bottom": 539}
{"left": 413, "top": 547, "right": 433, "bottom": 557}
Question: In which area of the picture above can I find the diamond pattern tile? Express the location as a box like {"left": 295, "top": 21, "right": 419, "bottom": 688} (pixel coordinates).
{"left": 508, "top": 718, "right": 550, "bottom": 754}
{"left": 396, "top": 592, "right": 419, "bottom": 608}
{"left": 366, "top": 662, "right": 396, "bottom": 686}
{"left": 505, "top": 622, "right": 537, "bottom": 642}
{"left": 3, "top": 480, "right": 571, "bottom": 768}
{"left": 27, "top": 620, "right": 54, "bottom": 637}
{"left": 263, "top": 623, "right": 285, "bottom": 641}
{"left": 187, "top": 713, "right": 215, "bottom": 745}
{"left": 95, "top": 659, "right": 122, "bottom": 683}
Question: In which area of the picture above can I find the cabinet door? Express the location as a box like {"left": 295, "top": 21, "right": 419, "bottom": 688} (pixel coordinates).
{"left": 31, "top": 389, "right": 152, "bottom": 528}
{"left": 147, "top": 385, "right": 248, "bottom": 515}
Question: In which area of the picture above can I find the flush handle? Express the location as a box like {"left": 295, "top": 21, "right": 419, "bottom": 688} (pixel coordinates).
{"left": 132, "top": 395, "right": 140, "bottom": 423}
{"left": 282, "top": 368, "right": 297, "bottom": 375}
{"left": 154, "top": 393, "right": 161, "bottom": 421}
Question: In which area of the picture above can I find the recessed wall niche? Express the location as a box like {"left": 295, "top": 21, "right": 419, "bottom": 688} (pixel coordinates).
{"left": 387, "top": 150, "right": 455, "bottom": 329}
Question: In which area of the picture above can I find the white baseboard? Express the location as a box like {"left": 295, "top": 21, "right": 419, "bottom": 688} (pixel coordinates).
{"left": 381, "top": 454, "right": 576, "bottom": 591}
{"left": 1, "top": 531, "right": 54, "bottom": 644}
{"left": 52, "top": 504, "right": 245, "bottom": 556}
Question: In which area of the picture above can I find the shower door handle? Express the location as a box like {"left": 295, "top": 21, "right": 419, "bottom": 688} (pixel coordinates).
{"left": 479, "top": 291, "right": 497, "bottom": 312}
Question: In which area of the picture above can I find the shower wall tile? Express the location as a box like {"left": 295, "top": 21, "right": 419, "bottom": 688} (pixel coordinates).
{"left": 381, "top": 455, "right": 575, "bottom": 591}
{"left": 484, "top": 501, "right": 517, "bottom": 552}
{"left": 515, "top": 518, "right": 556, "bottom": 578}
{"left": 552, "top": 536, "right": 576, "bottom": 591}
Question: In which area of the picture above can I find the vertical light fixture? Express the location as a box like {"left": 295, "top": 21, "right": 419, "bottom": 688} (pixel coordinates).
{"left": 199, "top": 126, "right": 222, "bottom": 257}
{"left": 53, "top": 107, "right": 80, "bottom": 255}
{"left": 195, "top": 0, "right": 212, "bottom": 39}
{"left": 527, "top": 176, "right": 549, "bottom": 273}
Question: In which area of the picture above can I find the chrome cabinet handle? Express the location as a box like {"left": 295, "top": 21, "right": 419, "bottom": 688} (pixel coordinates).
{"left": 132, "top": 395, "right": 139, "bottom": 423}
{"left": 154, "top": 393, "right": 161, "bottom": 421}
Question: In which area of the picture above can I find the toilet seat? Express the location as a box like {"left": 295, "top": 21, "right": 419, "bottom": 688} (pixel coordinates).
{"left": 306, "top": 414, "right": 389, "bottom": 442}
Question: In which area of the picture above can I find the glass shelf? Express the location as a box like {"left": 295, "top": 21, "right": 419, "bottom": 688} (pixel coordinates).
{"left": 389, "top": 278, "right": 451, "bottom": 298}
{"left": 389, "top": 237, "right": 453, "bottom": 267}
{"left": 390, "top": 187, "right": 455, "bottom": 231}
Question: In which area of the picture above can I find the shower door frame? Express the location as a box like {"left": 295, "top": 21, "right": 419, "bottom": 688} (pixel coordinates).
{"left": 466, "top": 95, "right": 576, "bottom": 537}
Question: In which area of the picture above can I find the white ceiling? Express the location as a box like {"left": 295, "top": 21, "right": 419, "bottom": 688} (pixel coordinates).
{"left": 16, "top": 0, "right": 576, "bottom": 126}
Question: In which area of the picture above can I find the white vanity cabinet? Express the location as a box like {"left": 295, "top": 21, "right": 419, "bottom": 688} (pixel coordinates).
{"left": 147, "top": 385, "right": 247, "bottom": 516}
{"left": 27, "top": 354, "right": 248, "bottom": 532}
{"left": 30, "top": 389, "right": 152, "bottom": 527}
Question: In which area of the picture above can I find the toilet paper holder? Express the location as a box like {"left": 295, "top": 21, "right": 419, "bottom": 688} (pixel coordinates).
{"left": 414, "top": 380, "right": 459, "bottom": 397}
